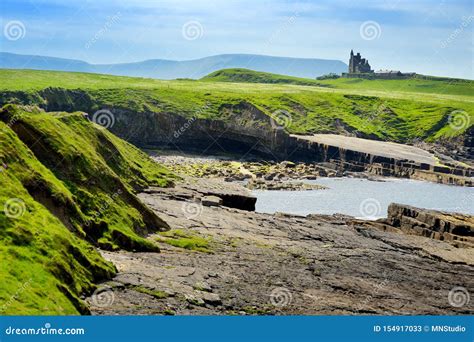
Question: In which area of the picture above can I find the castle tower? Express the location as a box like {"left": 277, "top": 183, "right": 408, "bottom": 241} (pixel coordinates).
{"left": 348, "top": 50, "right": 373, "bottom": 74}
{"left": 349, "top": 50, "right": 354, "bottom": 73}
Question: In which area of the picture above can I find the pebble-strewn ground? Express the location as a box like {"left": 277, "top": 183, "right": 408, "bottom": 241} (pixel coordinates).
{"left": 149, "top": 153, "right": 376, "bottom": 190}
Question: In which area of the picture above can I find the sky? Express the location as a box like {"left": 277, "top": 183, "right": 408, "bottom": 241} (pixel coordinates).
{"left": 0, "top": 0, "right": 473, "bottom": 78}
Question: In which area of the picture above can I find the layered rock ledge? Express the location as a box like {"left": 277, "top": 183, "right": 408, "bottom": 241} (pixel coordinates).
{"left": 353, "top": 203, "right": 474, "bottom": 249}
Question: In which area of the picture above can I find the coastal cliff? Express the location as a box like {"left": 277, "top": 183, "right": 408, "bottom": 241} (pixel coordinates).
{"left": 1, "top": 87, "right": 472, "bottom": 186}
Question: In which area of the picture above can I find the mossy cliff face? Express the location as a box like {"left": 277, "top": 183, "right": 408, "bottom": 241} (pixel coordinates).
{"left": 109, "top": 100, "right": 286, "bottom": 157}
{"left": 2, "top": 88, "right": 287, "bottom": 157}
{"left": 0, "top": 105, "right": 175, "bottom": 314}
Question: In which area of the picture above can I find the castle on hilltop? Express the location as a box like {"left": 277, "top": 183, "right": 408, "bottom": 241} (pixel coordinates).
{"left": 348, "top": 50, "right": 373, "bottom": 73}
{"left": 342, "top": 50, "right": 415, "bottom": 79}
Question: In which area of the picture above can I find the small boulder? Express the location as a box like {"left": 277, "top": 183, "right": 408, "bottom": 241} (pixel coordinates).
{"left": 264, "top": 172, "right": 277, "bottom": 180}
{"left": 201, "top": 195, "right": 223, "bottom": 207}
{"left": 201, "top": 292, "right": 222, "bottom": 306}
{"left": 185, "top": 294, "right": 205, "bottom": 306}
{"left": 193, "top": 281, "right": 212, "bottom": 292}
{"left": 281, "top": 161, "right": 296, "bottom": 168}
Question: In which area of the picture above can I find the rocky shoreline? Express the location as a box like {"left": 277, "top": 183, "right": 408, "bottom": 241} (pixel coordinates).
{"left": 86, "top": 165, "right": 474, "bottom": 315}
{"left": 149, "top": 153, "right": 387, "bottom": 191}
{"left": 149, "top": 152, "right": 473, "bottom": 189}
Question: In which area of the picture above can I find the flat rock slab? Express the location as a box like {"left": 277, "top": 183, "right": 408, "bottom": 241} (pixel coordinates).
{"left": 181, "top": 177, "right": 254, "bottom": 198}
{"left": 201, "top": 195, "right": 223, "bottom": 206}
{"left": 87, "top": 180, "right": 474, "bottom": 316}
{"left": 294, "top": 134, "right": 437, "bottom": 165}
{"left": 181, "top": 178, "right": 256, "bottom": 211}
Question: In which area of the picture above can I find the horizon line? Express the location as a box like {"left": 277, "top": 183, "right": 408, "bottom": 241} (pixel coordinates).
{"left": 0, "top": 50, "right": 348, "bottom": 66}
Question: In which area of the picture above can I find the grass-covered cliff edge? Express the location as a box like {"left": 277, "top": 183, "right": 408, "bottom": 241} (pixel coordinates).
{"left": 0, "top": 69, "right": 472, "bottom": 147}
{"left": 0, "top": 104, "right": 175, "bottom": 314}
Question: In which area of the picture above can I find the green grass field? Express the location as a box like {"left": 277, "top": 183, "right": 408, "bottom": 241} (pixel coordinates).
{"left": 201, "top": 68, "right": 474, "bottom": 97}
{"left": 0, "top": 68, "right": 472, "bottom": 142}
{"left": 317, "top": 75, "right": 474, "bottom": 97}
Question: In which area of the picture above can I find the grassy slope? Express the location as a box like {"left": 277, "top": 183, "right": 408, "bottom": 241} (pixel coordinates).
{"left": 0, "top": 104, "right": 174, "bottom": 314}
{"left": 317, "top": 76, "right": 474, "bottom": 97}
{"left": 201, "top": 68, "right": 326, "bottom": 86}
{"left": 0, "top": 69, "right": 472, "bottom": 142}
{"left": 202, "top": 68, "right": 474, "bottom": 97}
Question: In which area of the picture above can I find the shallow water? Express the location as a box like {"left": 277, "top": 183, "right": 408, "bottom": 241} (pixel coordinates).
{"left": 253, "top": 178, "right": 474, "bottom": 219}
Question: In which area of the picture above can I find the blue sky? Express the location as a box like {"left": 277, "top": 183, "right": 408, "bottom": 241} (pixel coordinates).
{"left": 1, "top": 0, "right": 473, "bottom": 78}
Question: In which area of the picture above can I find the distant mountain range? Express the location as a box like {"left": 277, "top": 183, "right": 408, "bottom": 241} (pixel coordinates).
{"left": 0, "top": 52, "right": 347, "bottom": 80}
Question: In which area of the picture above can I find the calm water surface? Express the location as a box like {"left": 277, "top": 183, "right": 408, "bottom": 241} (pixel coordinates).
{"left": 253, "top": 178, "right": 473, "bottom": 219}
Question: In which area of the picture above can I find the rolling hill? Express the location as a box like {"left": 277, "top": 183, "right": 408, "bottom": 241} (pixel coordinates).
{"left": 0, "top": 68, "right": 472, "bottom": 146}
{"left": 0, "top": 52, "right": 347, "bottom": 80}
{"left": 202, "top": 68, "right": 474, "bottom": 97}
{"left": 201, "top": 68, "right": 326, "bottom": 86}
